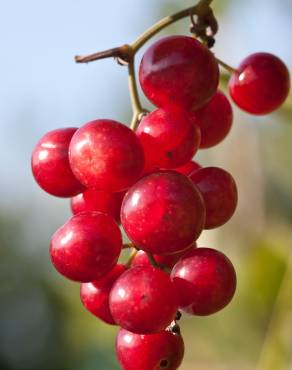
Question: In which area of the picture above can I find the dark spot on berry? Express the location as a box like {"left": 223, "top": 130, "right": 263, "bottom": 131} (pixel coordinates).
{"left": 175, "top": 311, "right": 182, "bottom": 321}
{"left": 160, "top": 359, "right": 169, "bottom": 368}
{"left": 171, "top": 323, "right": 181, "bottom": 335}
{"left": 141, "top": 294, "right": 148, "bottom": 302}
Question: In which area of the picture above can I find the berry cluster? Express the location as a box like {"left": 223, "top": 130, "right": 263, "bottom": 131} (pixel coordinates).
{"left": 32, "top": 10, "right": 290, "bottom": 370}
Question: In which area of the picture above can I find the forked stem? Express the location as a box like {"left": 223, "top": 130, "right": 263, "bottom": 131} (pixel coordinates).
{"left": 128, "top": 59, "right": 147, "bottom": 130}
{"left": 125, "top": 248, "right": 138, "bottom": 268}
{"left": 146, "top": 252, "right": 161, "bottom": 269}
{"left": 216, "top": 57, "right": 238, "bottom": 74}
{"left": 131, "top": 0, "right": 214, "bottom": 52}
{"left": 74, "top": 0, "right": 220, "bottom": 129}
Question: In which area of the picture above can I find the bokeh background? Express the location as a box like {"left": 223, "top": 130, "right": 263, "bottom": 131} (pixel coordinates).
{"left": 0, "top": 0, "right": 292, "bottom": 369}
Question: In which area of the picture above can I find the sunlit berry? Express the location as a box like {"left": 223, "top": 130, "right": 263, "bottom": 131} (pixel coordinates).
{"left": 31, "top": 128, "right": 84, "bottom": 197}
{"left": 229, "top": 53, "right": 290, "bottom": 114}
{"left": 50, "top": 212, "right": 122, "bottom": 282}
{"left": 69, "top": 119, "right": 144, "bottom": 192}
{"left": 116, "top": 328, "right": 184, "bottom": 370}
{"left": 139, "top": 35, "right": 219, "bottom": 110}
{"left": 121, "top": 171, "right": 205, "bottom": 254}
{"left": 171, "top": 247, "right": 236, "bottom": 315}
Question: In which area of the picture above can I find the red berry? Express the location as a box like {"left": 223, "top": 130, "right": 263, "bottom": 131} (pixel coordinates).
{"left": 80, "top": 264, "right": 126, "bottom": 325}
{"left": 190, "top": 167, "right": 237, "bottom": 229}
{"left": 50, "top": 212, "right": 122, "bottom": 282}
{"left": 109, "top": 266, "right": 178, "bottom": 334}
{"left": 69, "top": 119, "right": 144, "bottom": 192}
{"left": 136, "top": 107, "right": 201, "bottom": 170}
{"left": 171, "top": 247, "right": 236, "bottom": 315}
{"left": 31, "top": 128, "right": 84, "bottom": 197}
{"left": 175, "top": 160, "right": 202, "bottom": 176}
{"left": 190, "top": 90, "right": 233, "bottom": 148}
{"left": 139, "top": 35, "right": 219, "bottom": 110}
{"left": 131, "top": 245, "right": 196, "bottom": 270}
{"left": 116, "top": 328, "right": 184, "bottom": 370}
{"left": 121, "top": 171, "right": 205, "bottom": 255}
{"left": 229, "top": 53, "right": 290, "bottom": 115}
{"left": 71, "top": 189, "right": 125, "bottom": 223}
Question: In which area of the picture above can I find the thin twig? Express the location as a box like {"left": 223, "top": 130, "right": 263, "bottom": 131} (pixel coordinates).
{"left": 216, "top": 57, "right": 238, "bottom": 74}
{"left": 74, "top": 0, "right": 215, "bottom": 127}
{"left": 125, "top": 248, "right": 138, "bottom": 268}
{"left": 131, "top": 0, "right": 213, "bottom": 51}
{"left": 75, "top": 44, "right": 132, "bottom": 64}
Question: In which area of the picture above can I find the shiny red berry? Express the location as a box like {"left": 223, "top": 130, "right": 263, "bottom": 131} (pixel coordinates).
{"left": 31, "top": 127, "right": 84, "bottom": 197}
{"left": 229, "top": 52, "right": 290, "bottom": 115}
{"left": 171, "top": 247, "right": 236, "bottom": 315}
{"left": 190, "top": 90, "right": 233, "bottom": 148}
{"left": 131, "top": 246, "right": 196, "bottom": 270}
{"left": 139, "top": 35, "right": 219, "bottom": 110}
{"left": 190, "top": 167, "right": 237, "bottom": 229}
{"left": 174, "top": 160, "right": 202, "bottom": 177}
{"left": 80, "top": 264, "right": 126, "bottom": 325}
{"left": 50, "top": 212, "right": 122, "bottom": 282}
{"left": 109, "top": 265, "right": 178, "bottom": 334}
{"left": 136, "top": 107, "right": 201, "bottom": 170}
{"left": 121, "top": 171, "right": 205, "bottom": 255}
{"left": 69, "top": 119, "right": 144, "bottom": 192}
{"left": 116, "top": 328, "right": 184, "bottom": 370}
{"left": 71, "top": 189, "right": 125, "bottom": 223}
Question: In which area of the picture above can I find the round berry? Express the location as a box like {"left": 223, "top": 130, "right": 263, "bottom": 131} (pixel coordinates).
{"left": 229, "top": 52, "right": 290, "bottom": 115}
{"left": 190, "top": 90, "right": 233, "bottom": 148}
{"left": 80, "top": 264, "right": 126, "bottom": 325}
{"left": 131, "top": 245, "right": 196, "bottom": 270}
{"left": 71, "top": 189, "right": 125, "bottom": 223}
{"left": 139, "top": 35, "right": 219, "bottom": 110}
{"left": 136, "top": 107, "right": 201, "bottom": 170}
{"left": 69, "top": 119, "right": 144, "bottom": 192}
{"left": 31, "top": 128, "right": 84, "bottom": 197}
{"left": 190, "top": 167, "right": 237, "bottom": 229}
{"left": 116, "top": 328, "right": 184, "bottom": 370}
{"left": 50, "top": 212, "right": 122, "bottom": 282}
{"left": 109, "top": 265, "right": 178, "bottom": 334}
{"left": 174, "top": 160, "right": 202, "bottom": 177}
{"left": 171, "top": 247, "right": 236, "bottom": 315}
{"left": 121, "top": 171, "right": 205, "bottom": 255}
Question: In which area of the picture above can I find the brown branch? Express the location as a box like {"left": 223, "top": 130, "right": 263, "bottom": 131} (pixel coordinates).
{"left": 75, "top": 44, "right": 132, "bottom": 64}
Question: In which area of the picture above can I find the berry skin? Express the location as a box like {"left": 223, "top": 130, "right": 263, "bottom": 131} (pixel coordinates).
{"left": 171, "top": 247, "right": 236, "bottom": 315}
{"left": 50, "top": 212, "right": 122, "bottom": 282}
{"left": 121, "top": 171, "right": 205, "bottom": 255}
{"left": 71, "top": 189, "right": 125, "bottom": 223}
{"left": 116, "top": 328, "right": 184, "bottom": 370}
{"left": 229, "top": 53, "right": 290, "bottom": 115}
{"left": 69, "top": 119, "right": 144, "bottom": 192}
{"left": 190, "top": 167, "right": 237, "bottom": 229}
{"left": 174, "top": 160, "right": 202, "bottom": 177}
{"left": 131, "top": 245, "right": 196, "bottom": 270}
{"left": 31, "top": 128, "right": 84, "bottom": 197}
{"left": 80, "top": 264, "right": 126, "bottom": 325}
{"left": 136, "top": 107, "right": 201, "bottom": 170}
{"left": 139, "top": 35, "right": 219, "bottom": 110}
{"left": 109, "top": 265, "right": 178, "bottom": 334}
{"left": 190, "top": 90, "right": 233, "bottom": 149}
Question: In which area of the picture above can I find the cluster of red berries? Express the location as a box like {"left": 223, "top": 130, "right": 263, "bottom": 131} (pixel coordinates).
{"left": 32, "top": 34, "right": 290, "bottom": 369}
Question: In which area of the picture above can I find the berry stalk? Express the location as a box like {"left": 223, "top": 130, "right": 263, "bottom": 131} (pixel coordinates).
{"left": 74, "top": 0, "right": 218, "bottom": 129}
{"left": 127, "top": 59, "right": 147, "bottom": 130}
{"left": 74, "top": 0, "right": 237, "bottom": 129}
{"left": 130, "top": 0, "right": 214, "bottom": 52}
